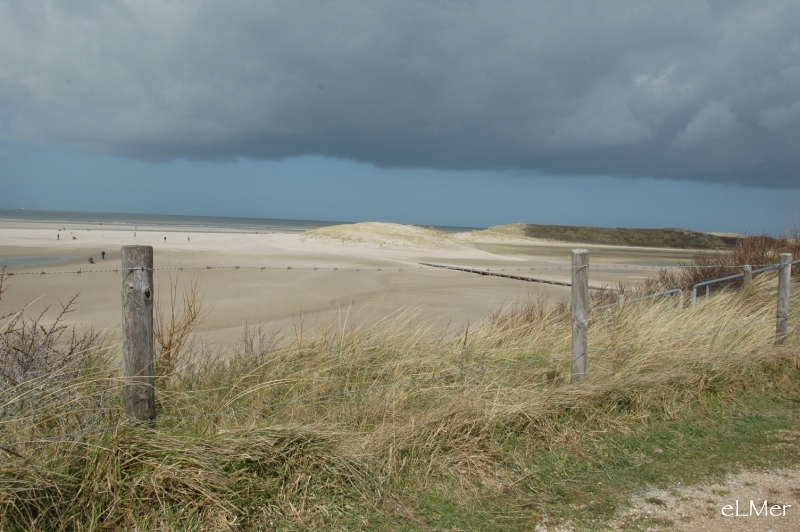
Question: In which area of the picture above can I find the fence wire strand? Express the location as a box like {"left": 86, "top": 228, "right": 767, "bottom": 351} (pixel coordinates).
{"left": 1, "top": 265, "right": 428, "bottom": 276}
{"left": 1, "top": 261, "right": 788, "bottom": 276}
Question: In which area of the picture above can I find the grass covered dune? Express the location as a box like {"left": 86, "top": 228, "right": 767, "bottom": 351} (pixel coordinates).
{"left": 1, "top": 273, "right": 799, "bottom": 530}
{"left": 476, "top": 223, "right": 742, "bottom": 249}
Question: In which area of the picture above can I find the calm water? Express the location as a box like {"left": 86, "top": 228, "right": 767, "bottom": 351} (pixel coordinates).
{"left": 0, "top": 256, "right": 75, "bottom": 268}
{"left": 0, "top": 209, "right": 480, "bottom": 234}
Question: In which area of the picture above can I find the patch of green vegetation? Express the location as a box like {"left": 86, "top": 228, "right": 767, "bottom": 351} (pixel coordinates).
{"left": 510, "top": 223, "right": 740, "bottom": 249}
{"left": 510, "top": 396, "right": 800, "bottom": 529}
{"left": 377, "top": 393, "right": 800, "bottom": 531}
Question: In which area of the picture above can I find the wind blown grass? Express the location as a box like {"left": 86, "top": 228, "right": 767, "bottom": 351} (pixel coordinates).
{"left": 0, "top": 273, "right": 797, "bottom": 530}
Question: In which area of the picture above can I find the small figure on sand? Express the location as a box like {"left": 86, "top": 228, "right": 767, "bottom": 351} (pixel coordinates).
{"left": 57, "top": 233, "right": 59, "bottom": 240}
{"left": 89, "top": 257, "right": 95, "bottom": 264}
{"left": 101, "top": 250, "right": 106, "bottom": 260}
{"left": 164, "top": 237, "right": 167, "bottom": 242}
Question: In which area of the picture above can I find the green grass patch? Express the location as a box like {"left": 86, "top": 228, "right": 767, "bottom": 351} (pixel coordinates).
{"left": 523, "top": 224, "right": 739, "bottom": 249}
{"left": 510, "top": 394, "right": 800, "bottom": 529}
{"left": 371, "top": 392, "right": 800, "bottom": 531}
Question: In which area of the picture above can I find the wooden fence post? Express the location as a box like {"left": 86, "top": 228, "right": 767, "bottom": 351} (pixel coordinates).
{"left": 122, "top": 246, "right": 156, "bottom": 421}
{"left": 776, "top": 253, "right": 792, "bottom": 346}
{"left": 742, "top": 265, "right": 752, "bottom": 288}
{"left": 571, "top": 249, "right": 589, "bottom": 384}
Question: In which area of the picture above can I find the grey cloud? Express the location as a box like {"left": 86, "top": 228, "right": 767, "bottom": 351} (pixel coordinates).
{"left": 1, "top": 0, "right": 798, "bottom": 186}
{"left": 673, "top": 101, "right": 741, "bottom": 150}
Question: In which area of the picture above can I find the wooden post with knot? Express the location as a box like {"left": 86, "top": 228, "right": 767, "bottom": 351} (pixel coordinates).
{"left": 121, "top": 246, "right": 156, "bottom": 421}
{"left": 571, "top": 249, "right": 589, "bottom": 384}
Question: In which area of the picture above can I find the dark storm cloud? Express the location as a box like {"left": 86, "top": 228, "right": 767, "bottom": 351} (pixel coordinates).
{"left": 1, "top": 0, "right": 798, "bottom": 186}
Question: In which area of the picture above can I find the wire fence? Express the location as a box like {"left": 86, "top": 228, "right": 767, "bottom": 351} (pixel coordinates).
{"left": 0, "top": 261, "right": 786, "bottom": 277}
{"left": 0, "top": 265, "right": 428, "bottom": 276}
{"left": 0, "top": 247, "right": 795, "bottom": 452}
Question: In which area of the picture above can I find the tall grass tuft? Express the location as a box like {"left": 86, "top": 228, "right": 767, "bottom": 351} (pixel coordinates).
{"left": 0, "top": 268, "right": 797, "bottom": 529}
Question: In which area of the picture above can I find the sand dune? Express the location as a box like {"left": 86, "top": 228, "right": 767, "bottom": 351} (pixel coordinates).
{"left": 306, "top": 221, "right": 566, "bottom": 247}
{"left": 305, "top": 221, "right": 462, "bottom": 249}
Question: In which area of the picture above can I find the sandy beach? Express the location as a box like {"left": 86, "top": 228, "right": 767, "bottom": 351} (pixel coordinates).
{"left": 0, "top": 219, "right": 697, "bottom": 349}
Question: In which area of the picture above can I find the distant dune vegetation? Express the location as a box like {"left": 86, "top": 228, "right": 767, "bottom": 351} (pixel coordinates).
{"left": 307, "top": 221, "right": 744, "bottom": 250}
{"left": 481, "top": 223, "right": 741, "bottom": 249}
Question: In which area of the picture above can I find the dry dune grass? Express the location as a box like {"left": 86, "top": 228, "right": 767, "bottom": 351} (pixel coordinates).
{"left": 0, "top": 271, "right": 797, "bottom": 530}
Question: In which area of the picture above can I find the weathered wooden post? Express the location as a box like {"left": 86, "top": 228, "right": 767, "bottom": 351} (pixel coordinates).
{"left": 742, "top": 265, "right": 752, "bottom": 288}
{"left": 122, "top": 246, "right": 156, "bottom": 421}
{"left": 775, "top": 253, "right": 792, "bottom": 346}
{"left": 571, "top": 249, "right": 589, "bottom": 383}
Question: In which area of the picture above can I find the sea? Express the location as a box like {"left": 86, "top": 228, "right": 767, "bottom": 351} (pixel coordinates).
{"left": 0, "top": 256, "right": 76, "bottom": 268}
{"left": 0, "top": 209, "right": 481, "bottom": 234}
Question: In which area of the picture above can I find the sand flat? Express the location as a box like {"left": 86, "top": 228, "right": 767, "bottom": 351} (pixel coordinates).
{"left": 0, "top": 221, "right": 698, "bottom": 349}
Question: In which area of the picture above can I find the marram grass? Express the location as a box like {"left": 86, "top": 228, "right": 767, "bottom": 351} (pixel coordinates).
{"left": 0, "top": 275, "right": 798, "bottom": 530}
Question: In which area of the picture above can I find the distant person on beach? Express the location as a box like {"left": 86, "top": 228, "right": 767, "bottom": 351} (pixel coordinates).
{"left": 57, "top": 234, "right": 59, "bottom": 240}
{"left": 89, "top": 257, "right": 95, "bottom": 264}
{"left": 101, "top": 251, "right": 105, "bottom": 260}
{"left": 164, "top": 236, "right": 167, "bottom": 241}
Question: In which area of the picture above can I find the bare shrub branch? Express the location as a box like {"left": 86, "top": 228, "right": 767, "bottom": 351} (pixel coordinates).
{"left": 154, "top": 274, "right": 207, "bottom": 379}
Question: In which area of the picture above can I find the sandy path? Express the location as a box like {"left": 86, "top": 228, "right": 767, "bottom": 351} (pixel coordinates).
{"left": 534, "top": 467, "right": 800, "bottom": 531}
{"left": 615, "top": 466, "right": 800, "bottom": 531}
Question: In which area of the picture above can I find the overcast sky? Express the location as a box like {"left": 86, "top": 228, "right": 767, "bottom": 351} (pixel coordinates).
{"left": 1, "top": 1, "right": 799, "bottom": 233}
